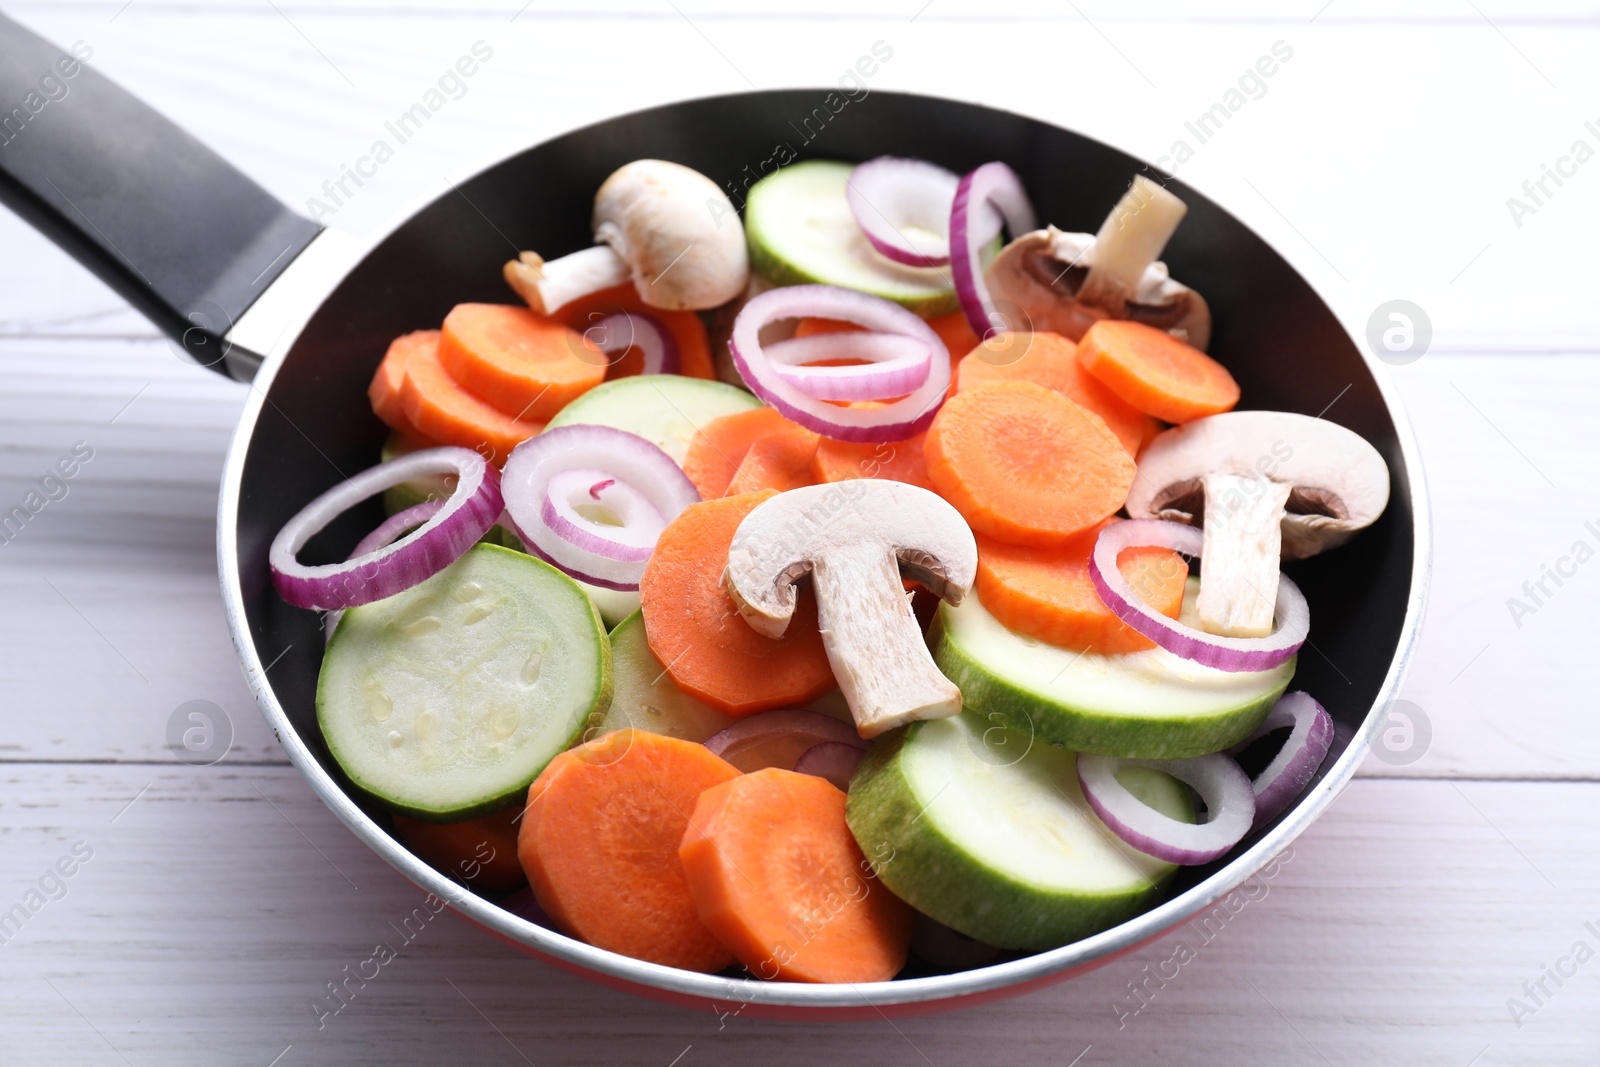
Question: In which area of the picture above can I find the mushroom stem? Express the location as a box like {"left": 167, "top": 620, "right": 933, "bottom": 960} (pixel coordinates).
{"left": 503, "top": 247, "right": 632, "bottom": 316}
{"left": 811, "top": 542, "right": 964, "bottom": 737}
{"left": 1196, "top": 472, "right": 1294, "bottom": 638}
{"left": 1077, "top": 176, "right": 1188, "bottom": 315}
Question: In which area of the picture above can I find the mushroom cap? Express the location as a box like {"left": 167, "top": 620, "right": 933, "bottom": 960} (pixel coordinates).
{"left": 987, "top": 226, "right": 1212, "bottom": 350}
{"left": 592, "top": 159, "right": 749, "bottom": 311}
{"left": 1125, "top": 410, "right": 1390, "bottom": 560}
{"left": 726, "top": 480, "right": 977, "bottom": 637}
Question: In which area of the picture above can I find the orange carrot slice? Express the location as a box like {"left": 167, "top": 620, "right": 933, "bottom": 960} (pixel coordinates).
{"left": 975, "top": 521, "right": 1188, "bottom": 654}
{"left": 724, "top": 423, "right": 821, "bottom": 496}
{"left": 929, "top": 311, "right": 980, "bottom": 398}
{"left": 639, "top": 491, "right": 836, "bottom": 716}
{"left": 681, "top": 407, "right": 795, "bottom": 499}
{"left": 399, "top": 333, "right": 543, "bottom": 466}
{"left": 680, "top": 768, "right": 913, "bottom": 984}
{"left": 368, "top": 330, "right": 437, "bottom": 438}
{"left": 518, "top": 730, "right": 741, "bottom": 972}
{"left": 957, "top": 331, "right": 1158, "bottom": 457}
{"left": 924, "top": 381, "right": 1136, "bottom": 547}
{"left": 438, "top": 303, "right": 604, "bottom": 422}
{"left": 812, "top": 428, "right": 935, "bottom": 491}
{"left": 1077, "top": 320, "right": 1239, "bottom": 424}
{"left": 558, "top": 284, "right": 716, "bottom": 381}
{"left": 393, "top": 805, "right": 526, "bottom": 894}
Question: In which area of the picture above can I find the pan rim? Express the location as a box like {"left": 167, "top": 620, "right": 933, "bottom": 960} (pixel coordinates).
{"left": 217, "top": 86, "right": 1433, "bottom": 1011}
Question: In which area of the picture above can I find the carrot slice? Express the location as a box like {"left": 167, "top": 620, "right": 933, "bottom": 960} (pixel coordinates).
{"left": 793, "top": 317, "right": 862, "bottom": 338}
{"left": 639, "top": 491, "right": 836, "bottom": 716}
{"left": 681, "top": 407, "right": 795, "bottom": 499}
{"left": 975, "top": 521, "right": 1188, "bottom": 654}
{"left": 680, "top": 768, "right": 912, "bottom": 984}
{"left": 1077, "top": 320, "right": 1239, "bottom": 424}
{"left": 813, "top": 428, "right": 935, "bottom": 491}
{"left": 368, "top": 330, "right": 436, "bottom": 438}
{"left": 924, "top": 381, "right": 1136, "bottom": 547}
{"left": 393, "top": 805, "right": 526, "bottom": 894}
{"left": 558, "top": 284, "right": 716, "bottom": 381}
{"left": 956, "top": 332, "right": 1158, "bottom": 457}
{"left": 399, "top": 333, "right": 543, "bottom": 466}
{"left": 724, "top": 423, "right": 821, "bottom": 496}
{"left": 518, "top": 730, "right": 741, "bottom": 972}
{"left": 438, "top": 303, "right": 604, "bottom": 422}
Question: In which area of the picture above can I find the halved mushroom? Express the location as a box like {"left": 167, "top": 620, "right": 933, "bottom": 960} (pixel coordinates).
{"left": 1124, "top": 411, "right": 1389, "bottom": 638}
{"left": 505, "top": 159, "right": 749, "bottom": 315}
{"left": 724, "top": 480, "right": 978, "bottom": 738}
{"left": 986, "top": 175, "right": 1211, "bottom": 350}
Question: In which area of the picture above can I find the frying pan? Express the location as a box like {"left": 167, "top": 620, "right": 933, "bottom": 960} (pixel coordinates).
{"left": 0, "top": 14, "right": 1429, "bottom": 1019}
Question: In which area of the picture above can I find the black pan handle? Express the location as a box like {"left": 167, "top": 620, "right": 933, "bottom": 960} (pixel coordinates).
{"left": 0, "top": 14, "right": 320, "bottom": 377}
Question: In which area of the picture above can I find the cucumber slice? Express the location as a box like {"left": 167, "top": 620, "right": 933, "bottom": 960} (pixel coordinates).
{"left": 846, "top": 714, "right": 1191, "bottom": 950}
{"left": 317, "top": 544, "right": 612, "bottom": 820}
{"left": 596, "top": 610, "right": 737, "bottom": 742}
{"left": 584, "top": 585, "right": 641, "bottom": 631}
{"left": 934, "top": 579, "right": 1294, "bottom": 759}
{"left": 745, "top": 160, "right": 986, "bottom": 317}
{"left": 544, "top": 374, "right": 760, "bottom": 465}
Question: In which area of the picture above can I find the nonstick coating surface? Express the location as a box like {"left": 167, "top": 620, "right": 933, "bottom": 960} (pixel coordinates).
{"left": 225, "top": 90, "right": 1420, "bottom": 1013}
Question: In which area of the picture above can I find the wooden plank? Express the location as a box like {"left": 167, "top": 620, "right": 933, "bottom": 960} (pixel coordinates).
{"left": 0, "top": 765, "right": 1593, "bottom": 1064}
{"left": 1, "top": 339, "right": 1597, "bottom": 778}
{"left": 0, "top": 11, "right": 1596, "bottom": 351}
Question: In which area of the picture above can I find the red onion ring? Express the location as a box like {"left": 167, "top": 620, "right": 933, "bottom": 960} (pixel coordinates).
{"left": 1089, "top": 519, "right": 1309, "bottom": 673}
{"left": 846, "top": 156, "right": 1001, "bottom": 268}
{"left": 1236, "top": 691, "right": 1334, "bottom": 827}
{"left": 729, "top": 285, "right": 951, "bottom": 442}
{"left": 539, "top": 468, "right": 666, "bottom": 564}
{"left": 765, "top": 332, "right": 933, "bottom": 402}
{"left": 792, "top": 741, "right": 866, "bottom": 791}
{"left": 271, "top": 447, "right": 502, "bottom": 611}
{"left": 349, "top": 500, "right": 446, "bottom": 559}
{"left": 704, "top": 708, "right": 866, "bottom": 772}
{"left": 583, "top": 311, "right": 679, "bottom": 374}
{"left": 1077, "top": 752, "right": 1255, "bottom": 866}
{"left": 950, "top": 161, "right": 1038, "bottom": 340}
{"left": 323, "top": 500, "right": 449, "bottom": 642}
{"left": 501, "top": 424, "right": 699, "bottom": 591}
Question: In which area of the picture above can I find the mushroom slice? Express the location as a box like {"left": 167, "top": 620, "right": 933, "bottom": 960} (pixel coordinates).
{"left": 986, "top": 175, "right": 1212, "bottom": 350}
{"left": 724, "top": 480, "right": 977, "bottom": 738}
{"left": 1124, "top": 411, "right": 1390, "bottom": 639}
{"left": 504, "top": 159, "right": 749, "bottom": 315}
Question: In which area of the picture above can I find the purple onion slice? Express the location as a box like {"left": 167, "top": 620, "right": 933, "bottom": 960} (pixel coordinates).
{"left": 271, "top": 446, "right": 501, "bottom": 611}
{"left": 1077, "top": 751, "right": 1255, "bottom": 866}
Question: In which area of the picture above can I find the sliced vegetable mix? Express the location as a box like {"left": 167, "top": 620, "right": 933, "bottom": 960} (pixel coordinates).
{"left": 263, "top": 152, "right": 1387, "bottom": 984}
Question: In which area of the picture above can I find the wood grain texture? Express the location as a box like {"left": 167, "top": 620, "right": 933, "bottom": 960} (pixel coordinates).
{"left": 1, "top": 5, "right": 1596, "bottom": 1064}
{"left": 0, "top": 766, "right": 1594, "bottom": 1065}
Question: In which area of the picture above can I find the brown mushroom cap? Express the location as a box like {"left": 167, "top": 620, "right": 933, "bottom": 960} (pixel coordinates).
{"left": 987, "top": 226, "right": 1212, "bottom": 350}
{"left": 1125, "top": 411, "right": 1390, "bottom": 560}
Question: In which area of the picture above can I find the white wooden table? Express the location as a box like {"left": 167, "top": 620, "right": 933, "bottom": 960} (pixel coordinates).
{"left": 2, "top": 2, "right": 1597, "bottom": 1063}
